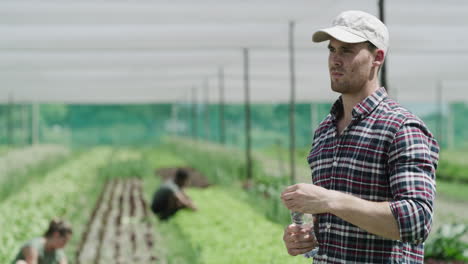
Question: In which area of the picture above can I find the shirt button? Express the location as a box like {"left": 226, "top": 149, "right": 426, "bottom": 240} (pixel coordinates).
{"left": 323, "top": 254, "right": 328, "bottom": 260}
{"left": 332, "top": 161, "right": 338, "bottom": 167}
{"left": 326, "top": 223, "right": 331, "bottom": 230}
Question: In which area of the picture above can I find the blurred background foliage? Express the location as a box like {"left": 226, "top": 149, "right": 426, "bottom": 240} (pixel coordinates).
{"left": 2, "top": 101, "right": 468, "bottom": 149}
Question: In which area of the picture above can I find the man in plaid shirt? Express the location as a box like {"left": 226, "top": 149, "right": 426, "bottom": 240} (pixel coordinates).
{"left": 281, "top": 10, "right": 439, "bottom": 263}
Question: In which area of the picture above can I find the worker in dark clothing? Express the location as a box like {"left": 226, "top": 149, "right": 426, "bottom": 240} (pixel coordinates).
{"left": 151, "top": 169, "right": 197, "bottom": 220}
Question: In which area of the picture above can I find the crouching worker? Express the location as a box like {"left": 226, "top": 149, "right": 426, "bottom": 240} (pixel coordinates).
{"left": 12, "top": 218, "right": 72, "bottom": 264}
{"left": 151, "top": 169, "right": 197, "bottom": 220}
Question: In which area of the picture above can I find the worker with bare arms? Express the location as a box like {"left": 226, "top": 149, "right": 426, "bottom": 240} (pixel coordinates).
{"left": 151, "top": 169, "right": 197, "bottom": 220}
{"left": 12, "top": 219, "right": 72, "bottom": 264}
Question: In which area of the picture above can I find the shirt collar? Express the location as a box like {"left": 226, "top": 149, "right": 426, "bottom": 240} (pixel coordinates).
{"left": 330, "top": 87, "right": 388, "bottom": 120}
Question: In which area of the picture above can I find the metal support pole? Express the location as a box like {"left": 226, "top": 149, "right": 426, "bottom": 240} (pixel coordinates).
{"left": 218, "top": 67, "right": 226, "bottom": 145}
{"left": 243, "top": 48, "right": 253, "bottom": 181}
{"left": 22, "top": 104, "right": 28, "bottom": 145}
{"left": 447, "top": 102, "right": 454, "bottom": 149}
{"left": 288, "top": 21, "right": 296, "bottom": 184}
{"left": 204, "top": 79, "right": 210, "bottom": 141}
{"left": 32, "top": 102, "right": 39, "bottom": 145}
{"left": 170, "top": 103, "right": 177, "bottom": 136}
{"left": 437, "top": 81, "right": 443, "bottom": 147}
{"left": 379, "top": 0, "right": 388, "bottom": 91}
{"left": 0, "top": 105, "right": 4, "bottom": 144}
{"left": 191, "top": 87, "right": 198, "bottom": 141}
{"left": 185, "top": 91, "right": 190, "bottom": 138}
{"left": 311, "top": 103, "right": 318, "bottom": 134}
{"left": 7, "top": 93, "right": 13, "bottom": 146}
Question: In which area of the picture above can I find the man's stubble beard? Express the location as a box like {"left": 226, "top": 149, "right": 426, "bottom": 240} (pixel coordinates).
{"left": 330, "top": 78, "right": 350, "bottom": 93}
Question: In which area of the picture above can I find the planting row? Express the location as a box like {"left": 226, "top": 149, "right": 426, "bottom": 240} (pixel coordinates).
{"left": 0, "top": 148, "right": 112, "bottom": 263}
{"left": 0, "top": 144, "right": 69, "bottom": 178}
{"left": 76, "top": 178, "right": 158, "bottom": 264}
{"left": 166, "top": 186, "right": 304, "bottom": 264}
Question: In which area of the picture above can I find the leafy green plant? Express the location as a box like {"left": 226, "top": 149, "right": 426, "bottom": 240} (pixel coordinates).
{"left": 98, "top": 158, "right": 151, "bottom": 180}
{"left": 0, "top": 145, "right": 70, "bottom": 182}
{"left": 170, "top": 187, "right": 305, "bottom": 264}
{"left": 436, "top": 180, "right": 468, "bottom": 201}
{"left": 0, "top": 148, "right": 112, "bottom": 263}
{"left": 437, "top": 159, "right": 468, "bottom": 183}
{"left": 425, "top": 223, "right": 468, "bottom": 261}
{"left": 0, "top": 153, "right": 73, "bottom": 202}
{"left": 0, "top": 145, "right": 10, "bottom": 156}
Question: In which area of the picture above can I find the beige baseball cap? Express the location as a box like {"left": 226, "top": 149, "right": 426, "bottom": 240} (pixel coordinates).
{"left": 312, "top": 10, "right": 389, "bottom": 54}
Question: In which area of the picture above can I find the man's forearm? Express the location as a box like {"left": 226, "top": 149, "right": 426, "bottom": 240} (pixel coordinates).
{"left": 327, "top": 190, "right": 401, "bottom": 240}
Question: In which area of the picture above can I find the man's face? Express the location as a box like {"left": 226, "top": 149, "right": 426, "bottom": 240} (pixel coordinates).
{"left": 328, "top": 38, "right": 375, "bottom": 94}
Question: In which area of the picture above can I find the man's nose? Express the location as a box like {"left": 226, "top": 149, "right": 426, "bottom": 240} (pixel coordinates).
{"left": 330, "top": 53, "right": 342, "bottom": 67}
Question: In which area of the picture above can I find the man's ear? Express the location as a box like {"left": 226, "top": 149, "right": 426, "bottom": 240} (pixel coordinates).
{"left": 373, "top": 50, "right": 385, "bottom": 66}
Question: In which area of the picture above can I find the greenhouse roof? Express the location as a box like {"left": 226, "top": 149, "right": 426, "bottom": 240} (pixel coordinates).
{"left": 1, "top": 0, "right": 468, "bottom": 104}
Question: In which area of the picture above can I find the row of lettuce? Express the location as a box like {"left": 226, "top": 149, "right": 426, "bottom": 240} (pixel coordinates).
{"left": 0, "top": 145, "right": 72, "bottom": 203}
{"left": 0, "top": 145, "right": 69, "bottom": 187}
{"left": 0, "top": 144, "right": 304, "bottom": 263}
{"left": 0, "top": 147, "right": 113, "bottom": 263}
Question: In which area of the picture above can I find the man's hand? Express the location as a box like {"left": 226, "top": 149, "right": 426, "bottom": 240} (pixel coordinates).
{"left": 283, "top": 183, "right": 402, "bottom": 241}
{"left": 281, "top": 183, "right": 333, "bottom": 214}
{"left": 283, "top": 224, "right": 318, "bottom": 256}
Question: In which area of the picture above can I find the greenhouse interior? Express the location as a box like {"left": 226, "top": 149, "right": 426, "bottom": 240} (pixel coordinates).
{"left": 1, "top": 0, "right": 467, "bottom": 263}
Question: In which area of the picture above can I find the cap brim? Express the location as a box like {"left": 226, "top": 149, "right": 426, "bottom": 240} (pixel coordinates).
{"left": 312, "top": 27, "right": 367, "bottom": 44}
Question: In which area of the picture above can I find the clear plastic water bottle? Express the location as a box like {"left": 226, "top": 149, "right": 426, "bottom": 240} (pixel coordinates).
{"left": 290, "top": 211, "right": 319, "bottom": 258}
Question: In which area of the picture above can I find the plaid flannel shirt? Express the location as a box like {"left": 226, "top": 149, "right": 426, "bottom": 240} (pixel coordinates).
{"left": 307, "top": 87, "right": 439, "bottom": 264}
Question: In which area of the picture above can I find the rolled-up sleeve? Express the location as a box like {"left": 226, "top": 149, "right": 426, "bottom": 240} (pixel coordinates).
{"left": 387, "top": 119, "right": 439, "bottom": 245}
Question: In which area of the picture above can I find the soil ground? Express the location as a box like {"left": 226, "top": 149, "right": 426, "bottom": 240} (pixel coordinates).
{"left": 75, "top": 178, "right": 159, "bottom": 264}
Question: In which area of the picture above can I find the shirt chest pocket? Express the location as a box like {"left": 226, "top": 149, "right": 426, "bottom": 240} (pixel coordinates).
{"left": 307, "top": 144, "right": 333, "bottom": 189}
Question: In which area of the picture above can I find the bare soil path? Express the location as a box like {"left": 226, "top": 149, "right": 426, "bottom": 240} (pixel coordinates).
{"left": 76, "top": 178, "right": 160, "bottom": 264}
